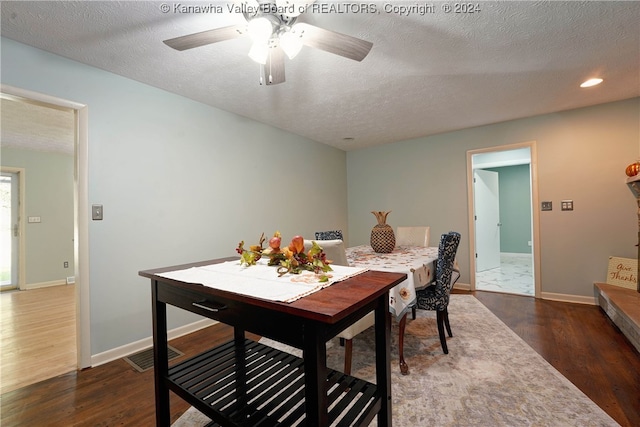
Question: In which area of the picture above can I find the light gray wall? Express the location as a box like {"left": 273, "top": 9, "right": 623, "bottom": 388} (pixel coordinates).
{"left": 1, "top": 38, "right": 348, "bottom": 355}
{"left": 347, "top": 98, "right": 639, "bottom": 298}
{"left": 1, "top": 147, "right": 75, "bottom": 284}
{"left": 486, "top": 164, "right": 532, "bottom": 254}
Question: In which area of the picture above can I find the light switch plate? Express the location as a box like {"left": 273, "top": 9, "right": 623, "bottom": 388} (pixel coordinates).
{"left": 541, "top": 201, "right": 552, "bottom": 211}
{"left": 92, "top": 204, "right": 103, "bottom": 220}
{"left": 561, "top": 200, "right": 574, "bottom": 211}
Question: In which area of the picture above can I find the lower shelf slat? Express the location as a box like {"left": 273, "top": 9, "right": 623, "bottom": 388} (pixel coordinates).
{"left": 167, "top": 339, "right": 380, "bottom": 427}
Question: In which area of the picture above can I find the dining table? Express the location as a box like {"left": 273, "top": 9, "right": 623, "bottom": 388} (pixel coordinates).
{"left": 345, "top": 244, "right": 439, "bottom": 375}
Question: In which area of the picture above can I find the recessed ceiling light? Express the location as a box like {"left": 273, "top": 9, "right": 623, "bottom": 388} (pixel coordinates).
{"left": 580, "top": 78, "right": 603, "bottom": 88}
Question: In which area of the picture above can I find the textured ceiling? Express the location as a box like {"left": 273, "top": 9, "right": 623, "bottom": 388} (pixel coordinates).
{"left": 1, "top": 97, "right": 75, "bottom": 155}
{"left": 1, "top": 1, "right": 639, "bottom": 151}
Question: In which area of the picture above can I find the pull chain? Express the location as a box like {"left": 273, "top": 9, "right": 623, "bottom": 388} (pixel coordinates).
{"left": 268, "top": 47, "right": 273, "bottom": 84}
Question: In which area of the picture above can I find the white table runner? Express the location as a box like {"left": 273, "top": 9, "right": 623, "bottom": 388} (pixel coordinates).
{"left": 157, "top": 259, "right": 368, "bottom": 303}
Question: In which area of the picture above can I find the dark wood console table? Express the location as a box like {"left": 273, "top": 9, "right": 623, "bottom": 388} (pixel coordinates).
{"left": 140, "top": 257, "right": 406, "bottom": 427}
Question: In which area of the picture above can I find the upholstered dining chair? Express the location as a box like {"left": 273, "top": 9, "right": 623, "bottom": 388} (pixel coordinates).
{"left": 414, "top": 231, "right": 461, "bottom": 354}
{"left": 396, "top": 226, "right": 430, "bottom": 247}
{"left": 314, "top": 229, "right": 344, "bottom": 241}
{"left": 307, "top": 238, "right": 374, "bottom": 375}
{"left": 336, "top": 311, "right": 375, "bottom": 375}
{"left": 304, "top": 239, "right": 348, "bottom": 266}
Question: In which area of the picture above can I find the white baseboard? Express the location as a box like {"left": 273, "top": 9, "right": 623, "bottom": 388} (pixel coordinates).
{"left": 540, "top": 291, "right": 597, "bottom": 305}
{"left": 501, "top": 252, "right": 532, "bottom": 257}
{"left": 453, "top": 282, "right": 471, "bottom": 291}
{"left": 456, "top": 282, "right": 596, "bottom": 305}
{"left": 23, "top": 279, "right": 67, "bottom": 290}
{"left": 90, "top": 318, "right": 218, "bottom": 367}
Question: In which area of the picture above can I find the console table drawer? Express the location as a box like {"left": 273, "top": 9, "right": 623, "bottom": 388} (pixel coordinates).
{"left": 156, "top": 282, "right": 307, "bottom": 344}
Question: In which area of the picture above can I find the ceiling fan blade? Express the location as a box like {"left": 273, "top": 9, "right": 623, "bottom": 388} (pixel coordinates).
{"left": 163, "top": 24, "right": 246, "bottom": 51}
{"left": 293, "top": 22, "right": 372, "bottom": 61}
{"left": 261, "top": 45, "right": 286, "bottom": 85}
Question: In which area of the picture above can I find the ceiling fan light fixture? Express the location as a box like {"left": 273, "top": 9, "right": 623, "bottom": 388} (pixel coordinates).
{"left": 247, "top": 17, "right": 273, "bottom": 42}
{"left": 280, "top": 31, "right": 303, "bottom": 59}
{"left": 163, "top": 0, "right": 373, "bottom": 85}
{"left": 248, "top": 41, "right": 269, "bottom": 64}
{"left": 275, "top": 0, "right": 298, "bottom": 17}
{"left": 276, "top": 0, "right": 315, "bottom": 17}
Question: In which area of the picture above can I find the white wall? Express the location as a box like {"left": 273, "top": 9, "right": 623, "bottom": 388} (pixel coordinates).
{"left": 347, "top": 98, "right": 639, "bottom": 298}
{"left": 1, "top": 38, "right": 348, "bottom": 355}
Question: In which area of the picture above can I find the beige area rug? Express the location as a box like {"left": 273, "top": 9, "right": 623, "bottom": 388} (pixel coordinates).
{"left": 172, "top": 295, "right": 619, "bottom": 426}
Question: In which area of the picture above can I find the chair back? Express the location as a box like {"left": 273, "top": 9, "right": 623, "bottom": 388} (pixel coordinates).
{"left": 314, "top": 230, "right": 344, "bottom": 241}
{"left": 396, "top": 226, "right": 430, "bottom": 247}
{"left": 304, "top": 239, "right": 349, "bottom": 266}
{"left": 434, "top": 231, "right": 461, "bottom": 306}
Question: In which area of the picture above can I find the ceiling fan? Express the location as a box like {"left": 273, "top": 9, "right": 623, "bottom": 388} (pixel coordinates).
{"left": 163, "top": 0, "right": 373, "bottom": 85}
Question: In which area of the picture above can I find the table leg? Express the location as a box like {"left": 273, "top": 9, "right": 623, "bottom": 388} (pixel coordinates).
{"left": 151, "top": 281, "right": 170, "bottom": 427}
{"left": 303, "top": 327, "right": 328, "bottom": 426}
{"left": 398, "top": 313, "right": 409, "bottom": 375}
{"left": 375, "top": 294, "right": 392, "bottom": 426}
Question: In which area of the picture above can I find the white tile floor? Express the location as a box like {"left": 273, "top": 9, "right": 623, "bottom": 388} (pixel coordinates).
{"left": 475, "top": 252, "right": 534, "bottom": 296}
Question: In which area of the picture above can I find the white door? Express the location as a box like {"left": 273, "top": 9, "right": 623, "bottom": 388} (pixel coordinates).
{"left": 474, "top": 169, "right": 501, "bottom": 272}
{"left": 1, "top": 172, "right": 19, "bottom": 289}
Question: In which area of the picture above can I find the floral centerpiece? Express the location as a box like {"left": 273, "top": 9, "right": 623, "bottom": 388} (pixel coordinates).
{"left": 236, "top": 231, "right": 334, "bottom": 281}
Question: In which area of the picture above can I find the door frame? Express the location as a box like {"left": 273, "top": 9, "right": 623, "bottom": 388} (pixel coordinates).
{"left": 1, "top": 84, "right": 91, "bottom": 369}
{"left": 466, "top": 141, "right": 541, "bottom": 297}
{"left": 0, "top": 167, "right": 25, "bottom": 290}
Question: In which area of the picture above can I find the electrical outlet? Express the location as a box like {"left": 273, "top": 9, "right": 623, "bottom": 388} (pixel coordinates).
{"left": 64, "top": 261, "right": 69, "bottom": 268}
{"left": 541, "top": 201, "right": 552, "bottom": 211}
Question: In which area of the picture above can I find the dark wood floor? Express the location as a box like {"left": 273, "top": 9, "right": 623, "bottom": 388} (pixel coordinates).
{"left": 472, "top": 291, "right": 640, "bottom": 427}
{"left": 1, "top": 291, "right": 639, "bottom": 426}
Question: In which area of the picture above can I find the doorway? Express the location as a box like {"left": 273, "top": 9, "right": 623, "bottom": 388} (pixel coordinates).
{"left": 467, "top": 142, "right": 541, "bottom": 297}
{"left": 1, "top": 85, "right": 91, "bottom": 372}
{"left": 1, "top": 169, "right": 24, "bottom": 291}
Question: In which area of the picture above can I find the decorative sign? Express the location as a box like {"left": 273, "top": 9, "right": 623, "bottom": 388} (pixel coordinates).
{"left": 606, "top": 256, "right": 638, "bottom": 290}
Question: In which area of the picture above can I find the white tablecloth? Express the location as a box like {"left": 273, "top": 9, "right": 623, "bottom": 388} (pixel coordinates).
{"left": 346, "top": 245, "right": 438, "bottom": 319}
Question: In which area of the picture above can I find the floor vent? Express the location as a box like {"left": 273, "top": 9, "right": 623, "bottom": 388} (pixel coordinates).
{"left": 124, "top": 346, "right": 183, "bottom": 372}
